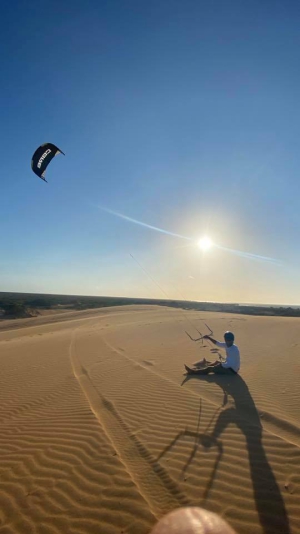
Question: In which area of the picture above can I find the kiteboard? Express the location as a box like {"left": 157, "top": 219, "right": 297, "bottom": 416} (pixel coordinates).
{"left": 184, "top": 364, "right": 211, "bottom": 375}
{"left": 184, "top": 364, "right": 198, "bottom": 374}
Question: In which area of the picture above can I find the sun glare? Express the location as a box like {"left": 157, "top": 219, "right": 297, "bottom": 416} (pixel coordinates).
{"left": 198, "top": 236, "right": 213, "bottom": 251}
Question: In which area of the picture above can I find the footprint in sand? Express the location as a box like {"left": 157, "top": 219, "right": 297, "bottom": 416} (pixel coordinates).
{"left": 284, "top": 480, "right": 295, "bottom": 494}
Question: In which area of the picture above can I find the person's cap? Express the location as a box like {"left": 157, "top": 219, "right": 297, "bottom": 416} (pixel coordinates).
{"left": 224, "top": 331, "right": 234, "bottom": 341}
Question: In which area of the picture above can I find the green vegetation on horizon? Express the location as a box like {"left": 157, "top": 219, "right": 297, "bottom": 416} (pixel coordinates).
{"left": 0, "top": 292, "right": 300, "bottom": 319}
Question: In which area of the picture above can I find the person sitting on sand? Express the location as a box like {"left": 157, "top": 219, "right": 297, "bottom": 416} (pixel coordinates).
{"left": 184, "top": 331, "right": 240, "bottom": 375}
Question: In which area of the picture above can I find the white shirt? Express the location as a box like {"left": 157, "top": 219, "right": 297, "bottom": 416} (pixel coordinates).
{"left": 216, "top": 342, "right": 240, "bottom": 373}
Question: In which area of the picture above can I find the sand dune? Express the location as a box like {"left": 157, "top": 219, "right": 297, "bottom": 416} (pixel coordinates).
{"left": 0, "top": 306, "right": 299, "bottom": 533}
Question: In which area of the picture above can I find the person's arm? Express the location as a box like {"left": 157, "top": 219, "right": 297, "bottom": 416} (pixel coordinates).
{"left": 203, "top": 336, "right": 227, "bottom": 352}
{"left": 202, "top": 335, "right": 217, "bottom": 345}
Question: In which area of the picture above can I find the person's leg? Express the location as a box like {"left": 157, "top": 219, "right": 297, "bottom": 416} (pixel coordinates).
{"left": 191, "top": 359, "right": 219, "bottom": 370}
{"left": 193, "top": 358, "right": 209, "bottom": 368}
{"left": 184, "top": 363, "right": 236, "bottom": 376}
{"left": 188, "top": 363, "right": 231, "bottom": 375}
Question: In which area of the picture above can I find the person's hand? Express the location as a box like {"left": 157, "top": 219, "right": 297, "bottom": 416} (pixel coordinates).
{"left": 150, "top": 507, "right": 236, "bottom": 534}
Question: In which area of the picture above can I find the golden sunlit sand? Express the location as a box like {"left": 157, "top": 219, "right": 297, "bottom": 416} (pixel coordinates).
{"left": 0, "top": 306, "right": 300, "bottom": 534}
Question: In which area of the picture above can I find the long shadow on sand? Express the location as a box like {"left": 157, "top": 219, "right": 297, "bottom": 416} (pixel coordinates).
{"left": 163, "top": 373, "right": 289, "bottom": 534}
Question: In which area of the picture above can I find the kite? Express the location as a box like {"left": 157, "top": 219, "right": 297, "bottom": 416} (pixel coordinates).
{"left": 31, "top": 143, "right": 65, "bottom": 182}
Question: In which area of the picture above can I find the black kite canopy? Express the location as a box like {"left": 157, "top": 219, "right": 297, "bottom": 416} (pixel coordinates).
{"left": 31, "top": 143, "right": 65, "bottom": 182}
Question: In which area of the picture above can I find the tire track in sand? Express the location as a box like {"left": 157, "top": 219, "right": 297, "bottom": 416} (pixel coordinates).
{"left": 69, "top": 327, "right": 189, "bottom": 520}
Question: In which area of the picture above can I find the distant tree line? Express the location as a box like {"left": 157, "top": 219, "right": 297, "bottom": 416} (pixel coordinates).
{"left": 0, "top": 292, "right": 300, "bottom": 319}
{"left": 0, "top": 301, "right": 32, "bottom": 318}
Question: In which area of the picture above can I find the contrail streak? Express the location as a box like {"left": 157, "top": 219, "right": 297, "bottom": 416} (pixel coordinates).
{"left": 215, "top": 245, "right": 281, "bottom": 265}
{"left": 99, "top": 206, "right": 192, "bottom": 241}
{"left": 98, "top": 206, "right": 281, "bottom": 265}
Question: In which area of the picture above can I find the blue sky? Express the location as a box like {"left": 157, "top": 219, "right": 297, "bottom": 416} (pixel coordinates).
{"left": 1, "top": 0, "right": 300, "bottom": 304}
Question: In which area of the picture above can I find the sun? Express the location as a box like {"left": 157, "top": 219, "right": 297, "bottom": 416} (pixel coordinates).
{"left": 198, "top": 236, "right": 213, "bottom": 251}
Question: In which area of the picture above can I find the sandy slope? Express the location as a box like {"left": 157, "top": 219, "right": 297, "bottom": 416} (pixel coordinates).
{"left": 0, "top": 306, "right": 299, "bottom": 534}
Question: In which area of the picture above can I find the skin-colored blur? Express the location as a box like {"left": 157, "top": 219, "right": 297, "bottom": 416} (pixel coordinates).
{"left": 150, "top": 507, "right": 237, "bottom": 534}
